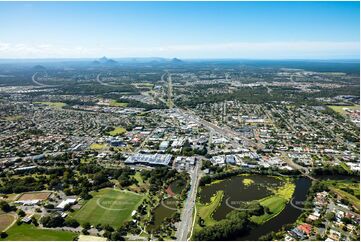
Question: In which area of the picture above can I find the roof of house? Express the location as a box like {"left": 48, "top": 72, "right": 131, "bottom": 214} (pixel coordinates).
{"left": 297, "top": 223, "right": 312, "bottom": 235}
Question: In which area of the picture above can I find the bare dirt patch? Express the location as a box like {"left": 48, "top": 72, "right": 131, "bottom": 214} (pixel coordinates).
{"left": 0, "top": 213, "right": 16, "bottom": 231}
{"left": 16, "top": 192, "right": 51, "bottom": 201}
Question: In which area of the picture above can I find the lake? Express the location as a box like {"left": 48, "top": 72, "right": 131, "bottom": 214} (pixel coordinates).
{"left": 199, "top": 174, "right": 283, "bottom": 220}
{"left": 237, "top": 177, "right": 312, "bottom": 240}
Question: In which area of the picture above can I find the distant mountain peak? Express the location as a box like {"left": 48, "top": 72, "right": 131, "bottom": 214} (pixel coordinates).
{"left": 92, "top": 57, "right": 118, "bottom": 65}
{"left": 105, "top": 59, "right": 117, "bottom": 64}
{"left": 171, "top": 58, "right": 182, "bottom": 63}
{"left": 32, "top": 65, "right": 47, "bottom": 71}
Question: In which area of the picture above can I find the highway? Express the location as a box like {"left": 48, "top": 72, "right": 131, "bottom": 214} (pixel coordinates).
{"left": 32, "top": 72, "right": 60, "bottom": 87}
{"left": 176, "top": 159, "right": 202, "bottom": 241}
{"left": 32, "top": 72, "right": 48, "bottom": 86}
{"left": 143, "top": 72, "right": 266, "bottom": 239}
{"left": 161, "top": 72, "right": 168, "bottom": 82}
{"left": 96, "top": 73, "right": 119, "bottom": 87}
{"left": 176, "top": 108, "right": 261, "bottom": 149}
{"left": 96, "top": 73, "right": 110, "bottom": 86}
{"left": 156, "top": 72, "right": 261, "bottom": 150}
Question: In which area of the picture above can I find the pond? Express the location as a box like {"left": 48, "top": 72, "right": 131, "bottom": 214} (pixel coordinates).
{"left": 148, "top": 178, "right": 186, "bottom": 231}
{"left": 148, "top": 197, "right": 178, "bottom": 231}
{"left": 199, "top": 174, "right": 283, "bottom": 220}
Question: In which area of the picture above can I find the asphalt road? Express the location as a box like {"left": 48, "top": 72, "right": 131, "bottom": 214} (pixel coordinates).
{"left": 176, "top": 108, "right": 260, "bottom": 149}
{"left": 176, "top": 159, "right": 202, "bottom": 241}
{"left": 96, "top": 73, "right": 119, "bottom": 87}
{"left": 32, "top": 72, "right": 59, "bottom": 87}
{"left": 32, "top": 72, "right": 48, "bottom": 86}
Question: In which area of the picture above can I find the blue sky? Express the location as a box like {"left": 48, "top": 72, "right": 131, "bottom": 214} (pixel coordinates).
{"left": 0, "top": 1, "right": 359, "bottom": 59}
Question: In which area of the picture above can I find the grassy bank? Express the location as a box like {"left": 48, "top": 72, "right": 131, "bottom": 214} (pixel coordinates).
{"left": 194, "top": 190, "right": 224, "bottom": 233}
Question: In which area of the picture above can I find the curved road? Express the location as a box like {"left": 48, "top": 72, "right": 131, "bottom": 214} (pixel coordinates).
{"left": 32, "top": 72, "right": 48, "bottom": 86}
{"left": 32, "top": 72, "right": 60, "bottom": 87}
{"left": 96, "top": 73, "right": 120, "bottom": 87}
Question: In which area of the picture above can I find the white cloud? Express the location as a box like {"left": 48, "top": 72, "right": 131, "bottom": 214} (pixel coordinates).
{"left": 0, "top": 41, "right": 359, "bottom": 59}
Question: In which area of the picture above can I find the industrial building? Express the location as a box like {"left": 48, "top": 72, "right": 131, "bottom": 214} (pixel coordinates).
{"left": 125, "top": 153, "right": 172, "bottom": 166}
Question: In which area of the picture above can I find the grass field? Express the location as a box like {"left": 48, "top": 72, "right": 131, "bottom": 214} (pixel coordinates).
{"left": 250, "top": 196, "right": 287, "bottom": 224}
{"left": 33, "top": 102, "right": 66, "bottom": 108}
{"left": 328, "top": 105, "right": 360, "bottom": 115}
{"left": 0, "top": 214, "right": 16, "bottom": 232}
{"left": 71, "top": 188, "right": 145, "bottom": 227}
{"left": 17, "top": 192, "right": 51, "bottom": 201}
{"left": 89, "top": 143, "right": 107, "bottom": 150}
{"left": 1, "top": 223, "right": 76, "bottom": 241}
{"left": 109, "top": 100, "right": 128, "bottom": 107}
{"left": 108, "top": 127, "right": 127, "bottom": 136}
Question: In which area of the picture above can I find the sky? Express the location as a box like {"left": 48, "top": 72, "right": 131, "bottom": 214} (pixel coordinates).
{"left": 0, "top": 1, "right": 359, "bottom": 59}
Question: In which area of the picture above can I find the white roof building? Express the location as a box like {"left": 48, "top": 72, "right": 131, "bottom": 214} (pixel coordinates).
{"left": 56, "top": 198, "right": 77, "bottom": 210}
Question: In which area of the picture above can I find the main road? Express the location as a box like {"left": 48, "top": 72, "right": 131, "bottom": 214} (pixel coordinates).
{"left": 96, "top": 73, "right": 120, "bottom": 87}
{"left": 31, "top": 72, "right": 61, "bottom": 87}
{"left": 32, "top": 72, "right": 53, "bottom": 86}
{"left": 176, "top": 108, "right": 261, "bottom": 149}
{"left": 176, "top": 159, "right": 202, "bottom": 241}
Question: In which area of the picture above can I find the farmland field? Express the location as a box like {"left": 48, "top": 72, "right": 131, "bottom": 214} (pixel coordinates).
{"left": 71, "top": 188, "right": 145, "bottom": 227}
{"left": 1, "top": 223, "right": 76, "bottom": 241}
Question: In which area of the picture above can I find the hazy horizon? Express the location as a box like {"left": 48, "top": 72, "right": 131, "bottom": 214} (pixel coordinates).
{"left": 0, "top": 1, "right": 359, "bottom": 59}
{"left": 0, "top": 57, "right": 359, "bottom": 61}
